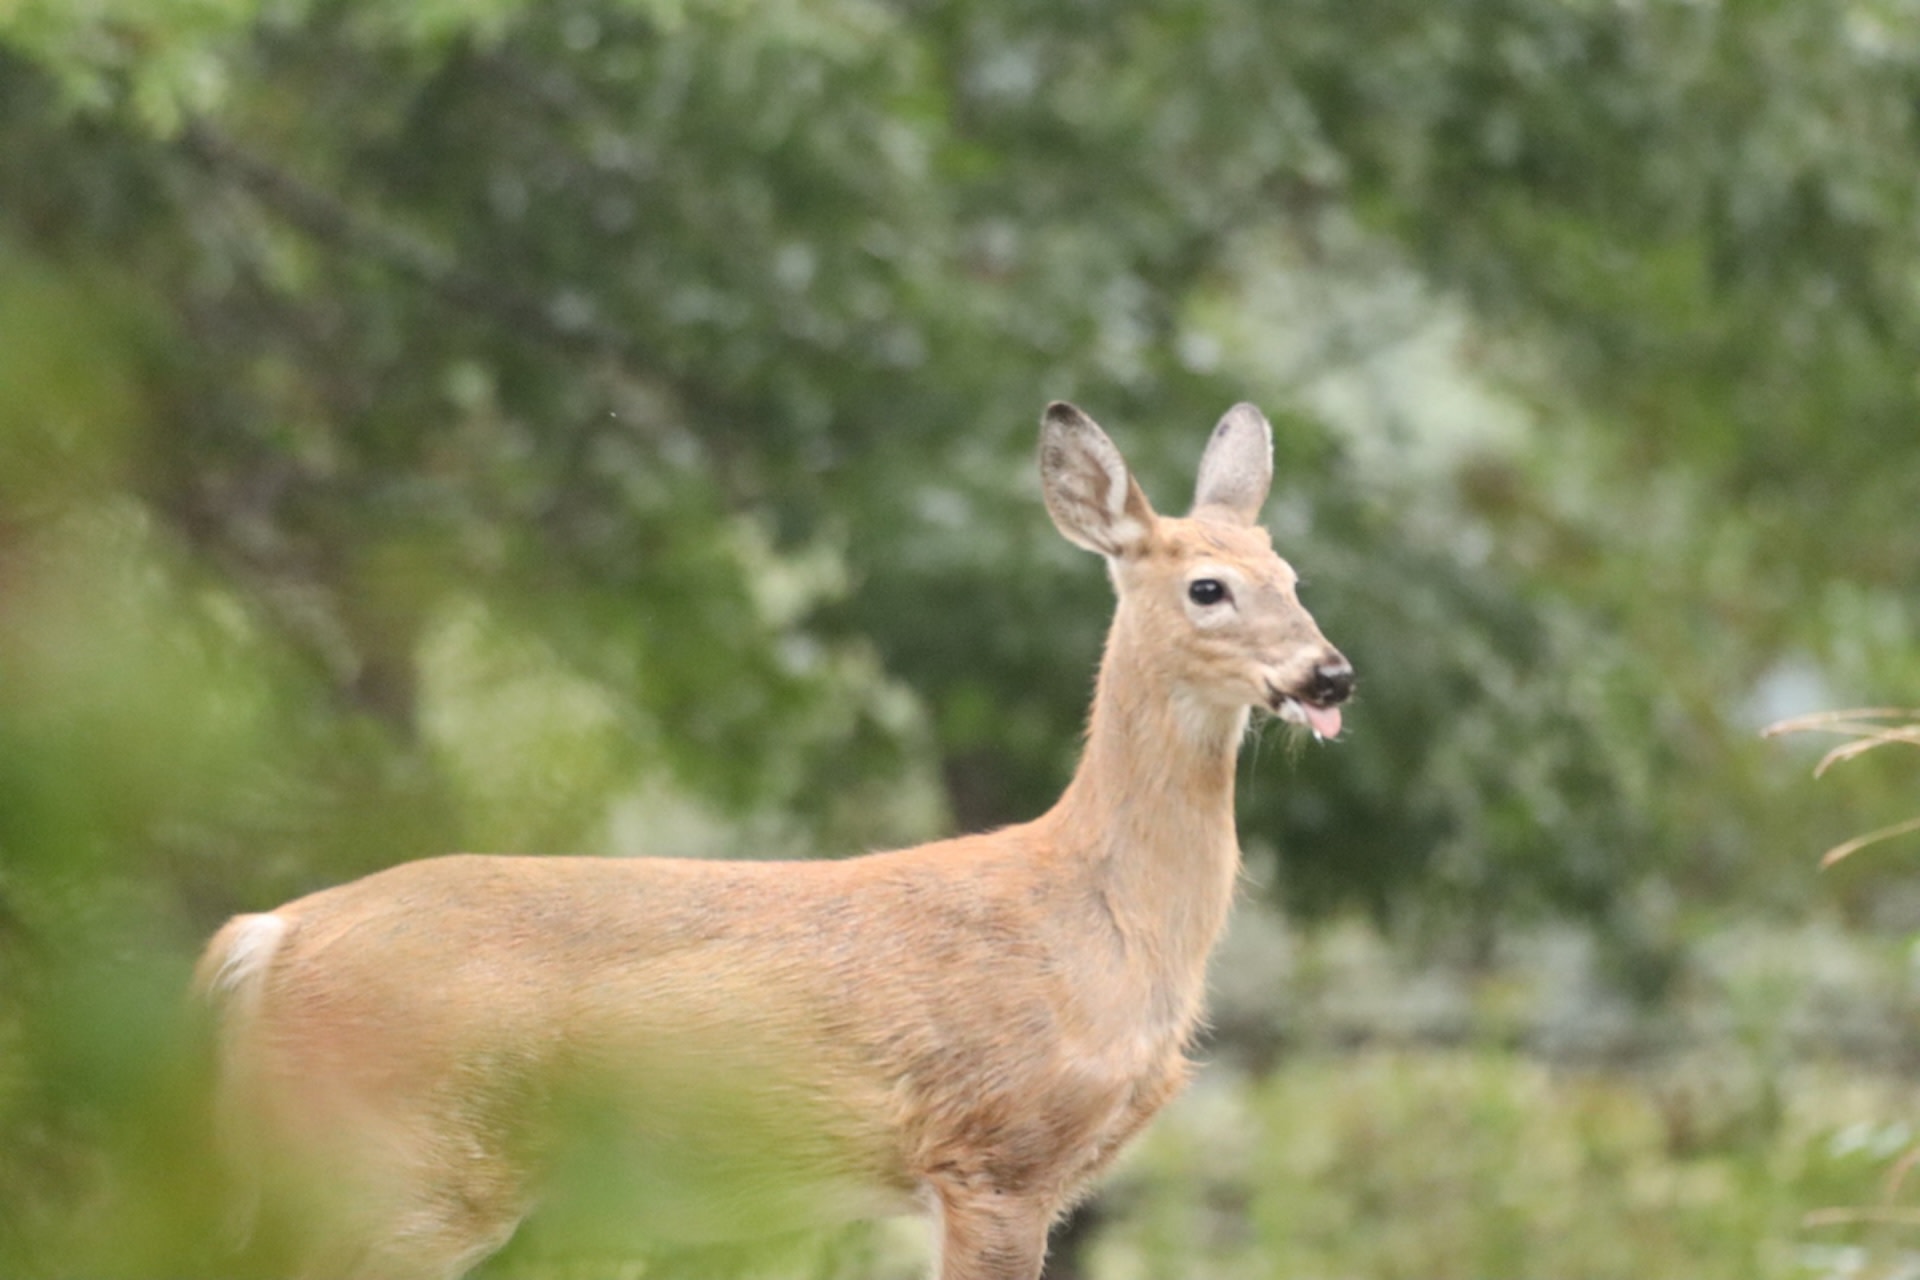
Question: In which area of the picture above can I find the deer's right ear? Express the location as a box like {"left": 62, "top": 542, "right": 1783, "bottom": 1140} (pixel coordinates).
{"left": 1039, "top": 402, "right": 1158, "bottom": 559}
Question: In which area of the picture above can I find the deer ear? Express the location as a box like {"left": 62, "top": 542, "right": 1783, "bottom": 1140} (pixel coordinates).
{"left": 1039, "top": 402, "right": 1157, "bottom": 558}
{"left": 1191, "top": 403, "right": 1273, "bottom": 525}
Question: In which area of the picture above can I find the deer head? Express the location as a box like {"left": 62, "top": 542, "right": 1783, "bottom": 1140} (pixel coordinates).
{"left": 1039, "top": 400, "right": 1353, "bottom": 738}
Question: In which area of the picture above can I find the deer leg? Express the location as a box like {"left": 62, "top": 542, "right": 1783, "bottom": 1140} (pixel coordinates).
{"left": 270, "top": 1146, "right": 526, "bottom": 1280}
{"left": 930, "top": 1187, "right": 1052, "bottom": 1280}
{"left": 289, "top": 1203, "right": 520, "bottom": 1280}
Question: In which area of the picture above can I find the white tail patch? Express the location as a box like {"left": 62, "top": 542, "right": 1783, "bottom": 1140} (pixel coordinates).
{"left": 198, "top": 912, "right": 289, "bottom": 1251}
{"left": 204, "top": 913, "right": 287, "bottom": 1001}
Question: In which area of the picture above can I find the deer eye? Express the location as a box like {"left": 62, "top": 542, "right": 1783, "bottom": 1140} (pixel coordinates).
{"left": 1188, "top": 578, "right": 1229, "bottom": 606}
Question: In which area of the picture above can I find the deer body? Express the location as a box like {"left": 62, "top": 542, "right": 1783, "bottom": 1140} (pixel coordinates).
{"left": 199, "top": 403, "right": 1353, "bottom": 1279}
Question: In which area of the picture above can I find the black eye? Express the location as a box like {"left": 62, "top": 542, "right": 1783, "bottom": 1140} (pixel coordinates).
{"left": 1188, "top": 578, "right": 1229, "bottom": 606}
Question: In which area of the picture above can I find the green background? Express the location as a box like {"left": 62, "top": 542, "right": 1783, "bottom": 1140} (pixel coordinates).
{"left": 3, "top": 1, "right": 1918, "bottom": 1275}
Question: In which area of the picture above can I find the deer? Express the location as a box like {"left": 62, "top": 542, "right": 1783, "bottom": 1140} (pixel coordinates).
{"left": 196, "top": 401, "right": 1355, "bottom": 1280}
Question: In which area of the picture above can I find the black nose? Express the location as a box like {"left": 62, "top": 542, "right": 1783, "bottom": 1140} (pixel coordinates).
{"left": 1305, "top": 654, "right": 1354, "bottom": 706}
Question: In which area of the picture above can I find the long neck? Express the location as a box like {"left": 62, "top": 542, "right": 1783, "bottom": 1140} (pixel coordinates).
{"left": 1044, "top": 607, "right": 1248, "bottom": 995}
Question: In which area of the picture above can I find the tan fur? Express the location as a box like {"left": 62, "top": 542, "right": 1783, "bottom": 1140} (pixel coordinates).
{"left": 197, "top": 402, "right": 1352, "bottom": 1280}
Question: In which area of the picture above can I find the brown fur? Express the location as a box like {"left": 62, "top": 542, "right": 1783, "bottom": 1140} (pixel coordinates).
{"left": 198, "top": 402, "right": 1352, "bottom": 1280}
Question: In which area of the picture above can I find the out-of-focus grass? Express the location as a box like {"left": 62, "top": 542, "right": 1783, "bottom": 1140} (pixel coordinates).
{"left": 1764, "top": 709, "right": 1920, "bottom": 868}
{"left": 479, "top": 1044, "right": 1920, "bottom": 1280}
{"left": 1094, "top": 1050, "right": 1920, "bottom": 1280}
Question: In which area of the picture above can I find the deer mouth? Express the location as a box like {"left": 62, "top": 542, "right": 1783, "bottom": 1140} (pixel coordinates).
{"left": 1266, "top": 687, "right": 1344, "bottom": 740}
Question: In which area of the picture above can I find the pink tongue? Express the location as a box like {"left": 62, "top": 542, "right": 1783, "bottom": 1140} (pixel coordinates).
{"left": 1303, "top": 702, "right": 1343, "bottom": 739}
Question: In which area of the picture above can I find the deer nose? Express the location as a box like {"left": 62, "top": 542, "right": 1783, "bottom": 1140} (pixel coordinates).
{"left": 1305, "top": 654, "right": 1354, "bottom": 706}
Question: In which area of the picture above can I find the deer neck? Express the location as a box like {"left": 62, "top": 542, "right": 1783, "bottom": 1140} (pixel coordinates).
{"left": 1045, "top": 609, "right": 1247, "bottom": 1002}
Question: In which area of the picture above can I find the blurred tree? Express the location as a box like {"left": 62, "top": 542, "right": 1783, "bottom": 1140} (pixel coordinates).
{"left": 4, "top": 0, "right": 1920, "bottom": 1268}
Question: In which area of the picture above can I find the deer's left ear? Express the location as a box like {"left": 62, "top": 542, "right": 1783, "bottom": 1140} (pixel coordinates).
{"left": 1039, "top": 402, "right": 1158, "bottom": 559}
{"left": 1191, "top": 403, "right": 1273, "bottom": 525}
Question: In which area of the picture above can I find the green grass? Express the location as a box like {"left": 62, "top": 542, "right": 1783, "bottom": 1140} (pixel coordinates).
{"left": 478, "top": 1048, "right": 1920, "bottom": 1280}
{"left": 1092, "top": 1050, "right": 1920, "bottom": 1280}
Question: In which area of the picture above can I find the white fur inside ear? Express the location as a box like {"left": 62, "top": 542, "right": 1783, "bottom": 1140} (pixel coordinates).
{"left": 1106, "top": 513, "right": 1146, "bottom": 549}
{"left": 1099, "top": 448, "right": 1131, "bottom": 519}
{"left": 1040, "top": 404, "right": 1155, "bottom": 557}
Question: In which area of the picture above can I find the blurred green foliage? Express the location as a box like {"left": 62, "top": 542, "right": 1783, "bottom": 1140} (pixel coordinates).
{"left": 1104, "top": 1050, "right": 1920, "bottom": 1280}
{"left": 4, "top": 0, "right": 1920, "bottom": 1274}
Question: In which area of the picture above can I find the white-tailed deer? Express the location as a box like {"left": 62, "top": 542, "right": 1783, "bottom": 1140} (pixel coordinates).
{"left": 197, "top": 402, "right": 1353, "bottom": 1280}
